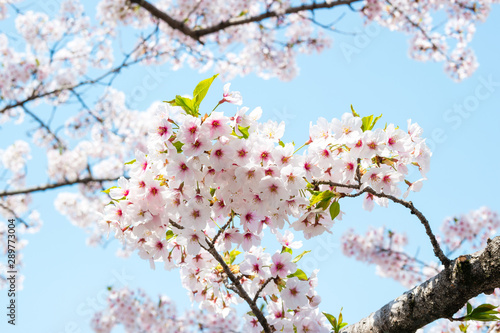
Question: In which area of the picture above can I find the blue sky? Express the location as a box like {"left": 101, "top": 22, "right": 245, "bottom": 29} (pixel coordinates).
{"left": 1, "top": 3, "right": 500, "bottom": 333}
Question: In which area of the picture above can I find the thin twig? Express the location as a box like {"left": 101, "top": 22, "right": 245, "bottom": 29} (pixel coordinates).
{"left": 253, "top": 277, "right": 274, "bottom": 303}
{"left": 203, "top": 238, "right": 272, "bottom": 333}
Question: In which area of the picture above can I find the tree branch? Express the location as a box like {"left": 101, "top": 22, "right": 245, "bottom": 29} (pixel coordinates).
{"left": 0, "top": 177, "right": 119, "bottom": 197}
{"left": 129, "top": 0, "right": 363, "bottom": 42}
{"left": 341, "top": 236, "right": 500, "bottom": 332}
{"left": 312, "top": 179, "right": 450, "bottom": 267}
{"left": 203, "top": 238, "right": 271, "bottom": 333}
{"left": 362, "top": 186, "right": 451, "bottom": 267}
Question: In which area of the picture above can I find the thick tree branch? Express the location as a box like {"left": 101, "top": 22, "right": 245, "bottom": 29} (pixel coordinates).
{"left": 0, "top": 177, "right": 119, "bottom": 197}
{"left": 341, "top": 236, "right": 500, "bottom": 332}
{"left": 129, "top": 0, "right": 363, "bottom": 42}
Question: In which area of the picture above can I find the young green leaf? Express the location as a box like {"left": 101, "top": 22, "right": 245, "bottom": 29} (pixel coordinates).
{"left": 463, "top": 303, "right": 500, "bottom": 322}
{"left": 323, "top": 312, "right": 337, "bottom": 328}
{"left": 169, "top": 95, "right": 196, "bottom": 116}
{"left": 193, "top": 74, "right": 219, "bottom": 108}
{"left": 166, "top": 230, "right": 174, "bottom": 241}
{"left": 228, "top": 249, "right": 241, "bottom": 264}
{"left": 237, "top": 125, "right": 250, "bottom": 139}
{"left": 329, "top": 201, "right": 341, "bottom": 220}
{"left": 102, "top": 186, "right": 118, "bottom": 194}
{"left": 124, "top": 159, "right": 136, "bottom": 165}
{"left": 310, "top": 190, "right": 336, "bottom": 206}
{"left": 350, "top": 105, "right": 360, "bottom": 118}
{"left": 287, "top": 268, "right": 308, "bottom": 281}
{"left": 292, "top": 250, "right": 311, "bottom": 263}
{"left": 370, "top": 114, "right": 383, "bottom": 130}
{"left": 361, "top": 115, "right": 373, "bottom": 132}
{"left": 172, "top": 141, "right": 184, "bottom": 153}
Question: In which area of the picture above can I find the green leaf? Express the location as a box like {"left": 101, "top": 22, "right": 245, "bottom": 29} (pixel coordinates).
{"left": 168, "top": 95, "right": 196, "bottom": 116}
{"left": 102, "top": 186, "right": 118, "bottom": 194}
{"left": 471, "top": 303, "right": 498, "bottom": 315}
{"left": 124, "top": 159, "right": 136, "bottom": 165}
{"left": 193, "top": 74, "right": 218, "bottom": 108}
{"left": 281, "top": 246, "right": 293, "bottom": 255}
{"left": 210, "top": 188, "right": 216, "bottom": 196}
{"left": 329, "top": 201, "right": 341, "bottom": 220}
{"left": 238, "top": 125, "right": 250, "bottom": 139}
{"left": 287, "top": 268, "right": 308, "bottom": 281}
{"left": 350, "top": 105, "right": 360, "bottom": 118}
{"left": 361, "top": 115, "right": 373, "bottom": 132}
{"left": 172, "top": 141, "right": 184, "bottom": 153}
{"left": 323, "top": 312, "right": 337, "bottom": 328}
{"left": 370, "top": 114, "right": 383, "bottom": 130}
{"left": 279, "top": 140, "right": 285, "bottom": 147}
{"left": 231, "top": 125, "right": 251, "bottom": 139}
{"left": 166, "top": 230, "right": 174, "bottom": 241}
{"left": 292, "top": 250, "right": 311, "bottom": 263}
{"left": 310, "top": 190, "right": 336, "bottom": 206}
{"left": 228, "top": 249, "right": 241, "bottom": 264}
{"left": 360, "top": 113, "right": 383, "bottom": 131}
{"left": 463, "top": 303, "right": 500, "bottom": 322}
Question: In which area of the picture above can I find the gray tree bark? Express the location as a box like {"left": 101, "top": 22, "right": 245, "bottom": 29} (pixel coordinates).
{"left": 341, "top": 236, "right": 500, "bottom": 332}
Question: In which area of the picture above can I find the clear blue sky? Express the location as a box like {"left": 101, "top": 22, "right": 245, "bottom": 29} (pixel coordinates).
{"left": 1, "top": 3, "right": 500, "bottom": 333}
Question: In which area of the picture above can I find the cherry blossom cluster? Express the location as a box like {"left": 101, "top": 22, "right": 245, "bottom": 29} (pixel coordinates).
{"left": 440, "top": 206, "right": 500, "bottom": 252}
{"left": 362, "top": 0, "right": 499, "bottom": 81}
{"left": 99, "top": 79, "right": 433, "bottom": 331}
{"left": 0, "top": 0, "right": 113, "bottom": 116}
{"left": 53, "top": 88, "right": 159, "bottom": 251}
{"left": 0, "top": 140, "right": 31, "bottom": 188}
{"left": 90, "top": 287, "right": 242, "bottom": 333}
{"left": 341, "top": 227, "right": 440, "bottom": 288}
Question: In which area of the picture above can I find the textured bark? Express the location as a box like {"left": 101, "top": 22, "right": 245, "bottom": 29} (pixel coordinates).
{"left": 341, "top": 236, "right": 500, "bottom": 333}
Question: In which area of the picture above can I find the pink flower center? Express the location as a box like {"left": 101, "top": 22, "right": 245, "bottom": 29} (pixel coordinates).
{"left": 157, "top": 126, "right": 169, "bottom": 136}
{"left": 211, "top": 120, "right": 220, "bottom": 129}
